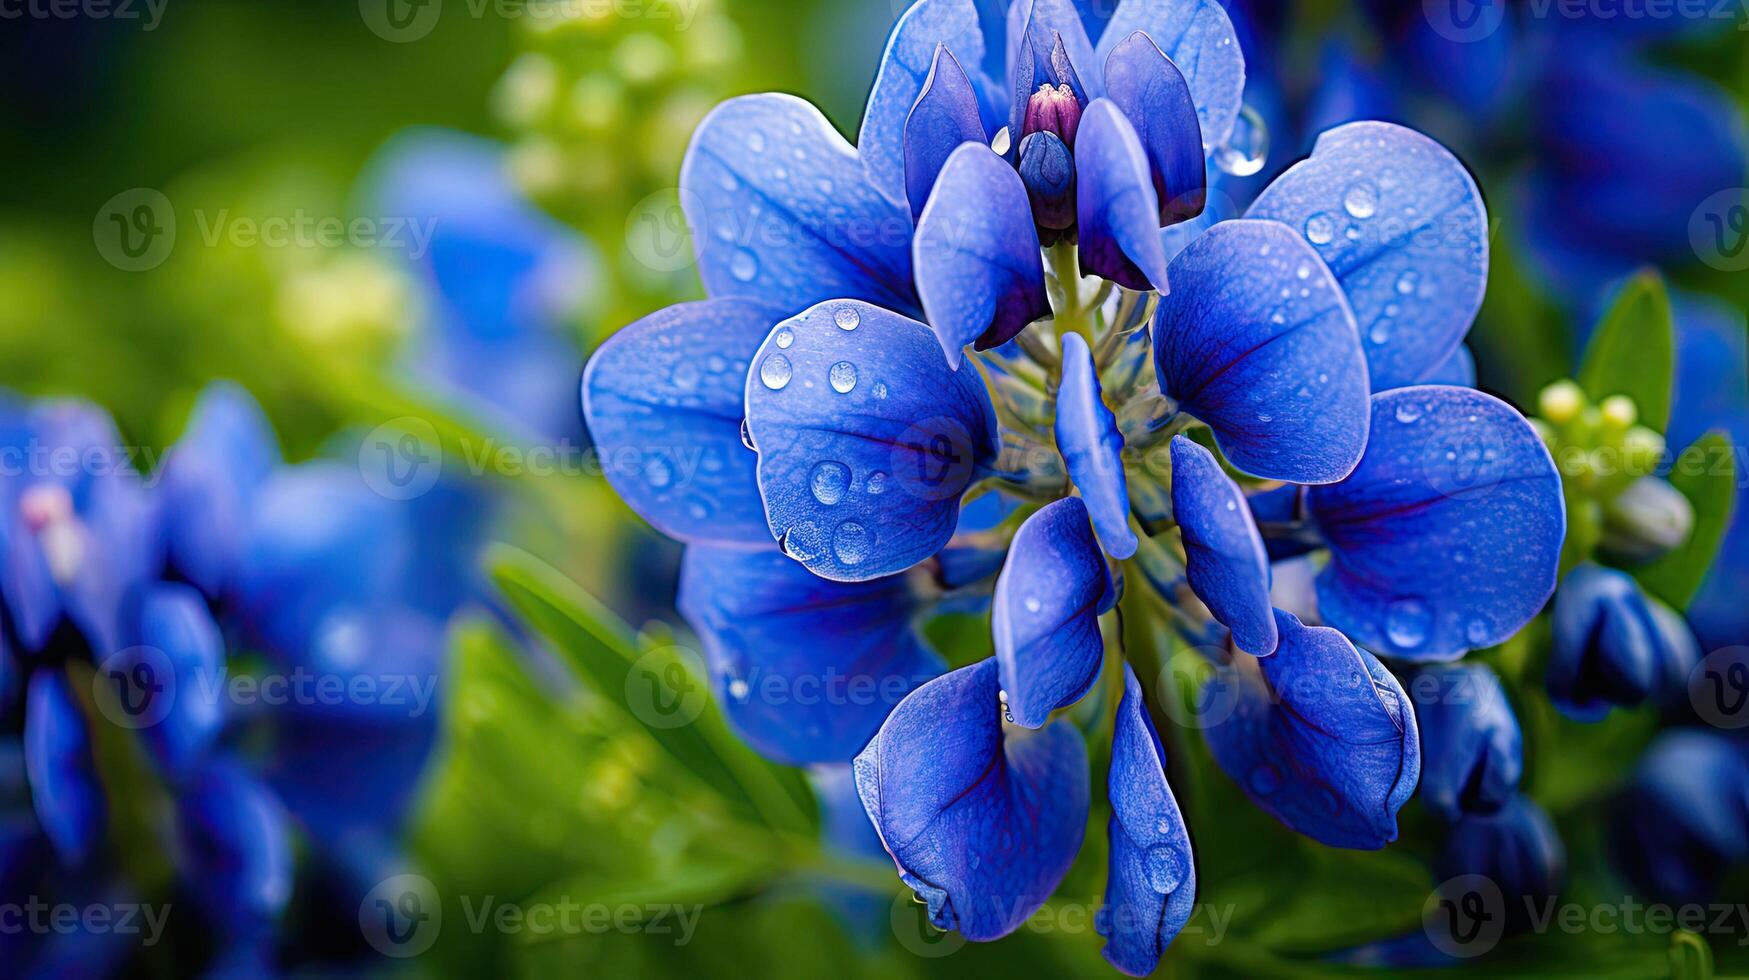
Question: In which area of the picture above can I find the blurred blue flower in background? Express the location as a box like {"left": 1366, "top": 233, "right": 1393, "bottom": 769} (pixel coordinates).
{"left": 1612, "top": 728, "right": 1749, "bottom": 906}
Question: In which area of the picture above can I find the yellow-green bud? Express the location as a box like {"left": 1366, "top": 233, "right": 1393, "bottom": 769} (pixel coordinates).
{"left": 1538, "top": 379, "right": 1585, "bottom": 425}
{"left": 1599, "top": 394, "right": 1637, "bottom": 430}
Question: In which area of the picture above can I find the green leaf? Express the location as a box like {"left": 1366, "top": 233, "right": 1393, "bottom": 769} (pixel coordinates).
{"left": 1578, "top": 270, "right": 1674, "bottom": 433}
{"left": 515, "top": 850, "right": 778, "bottom": 948}
{"left": 488, "top": 544, "right": 814, "bottom": 834}
{"left": 1635, "top": 432, "right": 1738, "bottom": 609}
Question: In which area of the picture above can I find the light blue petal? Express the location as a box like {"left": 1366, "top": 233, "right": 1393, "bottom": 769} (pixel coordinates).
{"left": 1407, "top": 662, "right": 1521, "bottom": 822}
{"left": 1076, "top": 99, "right": 1170, "bottom": 291}
{"left": 1309, "top": 387, "right": 1565, "bottom": 660}
{"left": 582, "top": 298, "right": 775, "bottom": 546}
{"left": 156, "top": 382, "right": 279, "bottom": 601}
{"left": 683, "top": 94, "right": 919, "bottom": 316}
{"left": 1058, "top": 333, "right": 1137, "bottom": 558}
{"left": 860, "top": 0, "right": 989, "bottom": 207}
{"left": 915, "top": 144, "right": 1050, "bottom": 368}
{"left": 1151, "top": 219, "right": 1370, "bottom": 483}
{"left": 24, "top": 667, "right": 105, "bottom": 866}
{"left": 1203, "top": 609, "right": 1420, "bottom": 849}
{"left": 743, "top": 300, "right": 1000, "bottom": 581}
{"left": 854, "top": 659, "right": 1090, "bottom": 941}
{"left": 1246, "top": 122, "right": 1489, "bottom": 391}
{"left": 1093, "top": 0, "right": 1245, "bottom": 151}
{"left": 993, "top": 498, "right": 1113, "bottom": 728}
{"left": 127, "top": 582, "right": 227, "bottom": 779}
{"left": 1101, "top": 31, "right": 1205, "bottom": 224}
{"left": 1414, "top": 343, "right": 1475, "bottom": 388}
{"left": 1170, "top": 436, "right": 1276, "bottom": 655}
{"left": 904, "top": 46, "right": 991, "bottom": 220}
{"left": 678, "top": 545, "right": 944, "bottom": 765}
{"left": 1099, "top": 665, "right": 1195, "bottom": 976}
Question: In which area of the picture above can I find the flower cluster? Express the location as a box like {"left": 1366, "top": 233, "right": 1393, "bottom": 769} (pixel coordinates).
{"left": 584, "top": 0, "right": 1569, "bottom": 972}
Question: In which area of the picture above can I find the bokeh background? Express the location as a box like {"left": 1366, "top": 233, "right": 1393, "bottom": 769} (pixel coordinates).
{"left": 1, "top": 0, "right": 1746, "bottom": 976}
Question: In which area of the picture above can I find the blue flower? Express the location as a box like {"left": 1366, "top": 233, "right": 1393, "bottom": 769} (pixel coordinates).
{"left": 1612, "top": 729, "right": 1749, "bottom": 905}
{"left": 1406, "top": 662, "right": 1522, "bottom": 822}
{"left": 1546, "top": 563, "right": 1699, "bottom": 721}
{"left": 580, "top": 3, "right": 1567, "bottom": 970}
{"left": 1435, "top": 794, "right": 1565, "bottom": 933}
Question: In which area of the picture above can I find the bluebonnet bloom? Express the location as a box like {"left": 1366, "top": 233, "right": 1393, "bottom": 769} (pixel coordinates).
{"left": 1612, "top": 729, "right": 1749, "bottom": 906}
{"left": 1546, "top": 563, "right": 1699, "bottom": 721}
{"left": 583, "top": 0, "right": 1565, "bottom": 972}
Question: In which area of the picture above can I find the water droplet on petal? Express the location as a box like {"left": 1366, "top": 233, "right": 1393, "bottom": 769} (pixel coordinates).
{"left": 774, "top": 327, "right": 794, "bottom": 349}
{"left": 1144, "top": 844, "right": 1185, "bottom": 894}
{"left": 1344, "top": 182, "right": 1378, "bottom": 219}
{"left": 730, "top": 249, "right": 759, "bottom": 282}
{"left": 746, "top": 130, "right": 766, "bottom": 153}
{"left": 728, "top": 678, "right": 750, "bottom": 701}
{"left": 759, "top": 353, "right": 792, "bottom": 390}
{"left": 739, "top": 418, "right": 757, "bottom": 450}
{"left": 833, "top": 306, "right": 860, "bottom": 330}
{"left": 833, "top": 521, "right": 869, "bottom": 565}
{"left": 1305, "top": 213, "right": 1336, "bottom": 246}
{"left": 1212, "top": 103, "right": 1268, "bottom": 177}
{"left": 1024, "top": 597, "right": 1042, "bottom": 614}
{"left": 810, "top": 461, "right": 849, "bottom": 505}
{"left": 866, "top": 471, "right": 887, "bottom": 495}
{"left": 1466, "top": 618, "right": 1491, "bottom": 646}
{"left": 828, "top": 360, "right": 858, "bottom": 393}
{"left": 1396, "top": 270, "right": 1419, "bottom": 295}
{"left": 1385, "top": 598, "right": 1431, "bottom": 650}
{"left": 1395, "top": 403, "right": 1423, "bottom": 424}
{"left": 644, "top": 456, "right": 673, "bottom": 489}
{"left": 871, "top": 381, "right": 888, "bottom": 400}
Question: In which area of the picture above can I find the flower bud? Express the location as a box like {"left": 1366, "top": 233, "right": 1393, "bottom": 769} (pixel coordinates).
{"left": 1021, "top": 82, "right": 1083, "bottom": 149}
{"left": 1601, "top": 476, "right": 1693, "bottom": 563}
{"left": 1018, "top": 131, "right": 1076, "bottom": 236}
{"left": 1537, "top": 380, "right": 1585, "bottom": 426}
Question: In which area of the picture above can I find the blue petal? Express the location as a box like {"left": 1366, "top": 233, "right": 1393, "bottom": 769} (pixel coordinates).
{"left": 1204, "top": 609, "right": 1420, "bottom": 849}
{"left": 854, "top": 659, "right": 1090, "bottom": 941}
{"left": 177, "top": 759, "right": 293, "bottom": 938}
{"left": 156, "top": 382, "right": 279, "bottom": 601}
{"left": 678, "top": 545, "right": 943, "bottom": 765}
{"left": 1613, "top": 731, "right": 1749, "bottom": 905}
{"left": 1075, "top": 99, "right": 1170, "bottom": 291}
{"left": 904, "top": 46, "right": 991, "bottom": 220}
{"left": 1101, "top": 31, "right": 1205, "bottom": 224}
{"left": 1436, "top": 795, "right": 1564, "bottom": 912}
{"left": 124, "top": 583, "right": 226, "bottom": 779}
{"left": 683, "top": 94, "right": 919, "bottom": 316}
{"left": 1092, "top": 0, "right": 1245, "bottom": 151}
{"left": 1309, "top": 386, "right": 1564, "bottom": 660}
{"left": 1414, "top": 343, "right": 1475, "bottom": 388}
{"left": 1169, "top": 436, "right": 1275, "bottom": 655}
{"left": 1151, "top": 219, "right": 1370, "bottom": 483}
{"left": 1010, "top": 0, "right": 1103, "bottom": 102}
{"left": 1546, "top": 564, "right": 1695, "bottom": 721}
{"left": 743, "top": 300, "right": 999, "bottom": 581}
{"left": 582, "top": 298, "right": 775, "bottom": 546}
{"left": 993, "top": 498, "right": 1113, "bottom": 728}
{"left": 1099, "top": 665, "right": 1195, "bottom": 976}
{"left": 1058, "top": 333, "right": 1137, "bottom": 558}
{"left": 24, "top": 667, "right": 105, "bottom": 866}
{"left": 915, "top": 144, "right": 1050, "bottom": 367}
{"left": 860, "top": 0, "right": 989, "bottom": 207}
{"left": 1406, "top": 663, "right": 1521, "bottom": 822}
{"left": 1246, "top": 121, "right": 1489, "bottom": 391}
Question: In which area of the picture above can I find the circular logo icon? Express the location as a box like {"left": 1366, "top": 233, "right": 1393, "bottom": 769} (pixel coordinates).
{"left": 890, "top": 416, "right": 980, "bottom": 503}
{"left": 1690, "top": 188, "right": 1749, "bottom": 273}
{"left": 1152, "top": 647, "right": 1245, "bottom": 731}
{"left": 93, "top": 188, "right": 175, "bottom": 272}
{"left": 1422, "top": 874, "right": 1505, "bottom": 958}
{"left": 1420, "top": 415, "right": 1510, "bottom": 500}
{"left": 90, "top": 645, "right": 178, "bottom": 729}
{"left": 623, "top": 644, "right": 710, "bottom": 730}
{"left": 890, "top": 891, "right": 966, "bottom": 958}
{"left": 359, "top": 0, "right": 441, "bottom": 42}
{"left": 625, "top": 188, "right": 700, "bottom": 274}
{"left": 1691, "top": 646, "right": 1749, "bottom": 730}
{"left": 359, "top": 417, "right": 442, "bottom": 500}
{"left": 360, "top": 874, "right": 442, "bottom": 958}
{"left": 1422, "top": 0, "right": 1506, "bottom": 44}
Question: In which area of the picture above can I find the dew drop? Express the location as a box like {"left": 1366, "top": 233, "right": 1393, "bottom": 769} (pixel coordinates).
{"left": 828, "top": 360, "right": 858, "bottom": 393}
{"left": 758, "top": 353, "right": 792, "bottom": 390}
{"left": 670, "top": 361, "right": 700, "bottom": 389}
{"left": 810, "top": 461, "right": 849, "bottom": 505}
{"left": 1385, "top": 599, "right": 1431, "bottom": 650}
{"left": 871, "top": 381, "right": 889, "bottom": 400}
{"left": 746, "top": 130, "right": 766, "bottom": 153}
{"left": 1395, "top": 270, "right": 1419, "bottom": 295}
{"left": 1211, "top": 103, "right": 1268, "bottom": 177}
{"left": 1394, "top": 403, "right": 1423, "bottom": 424}
{"left": 730, "top": 249, "right": 759, "bottom": 282}
{"left": 1466, "top": 618, "right": 1491, "bottom": 646}
{"left": 778, "top": 521, "right": 822, "bottom": 561}
{"left": 1024, "top": 597, "right": 1042, "bottom": 614}
{"left": 643, "top": 456, "right": 673, "bottom": 489}
{"left": 1295, "top": 262, "right": 1312, "bottom": 280}
{"left": 1344, "top": 182, "right": 1378, "bottom": 219}
{"left": 1368, "top": 323, "right": 1392, "bottom": 346}
{"left": 833, "top": 305, "right": 861, "bottom": 330}
{"left": 1144, "top": 844, "right": 1185, "bottom": 894}
{"left": 1305, "top": 213, "right": 1336, "bottom": 246}
{"left": 773, "top": 327, "right": 794, "bottom": 349}
{"left": 728, "top": 678, "right": 750, "bottom": 701}
{"left": 833, "top": 521, "right": 870, "bottom": 565}
{"left": 866, "top": 471, "right": 888, "bottom": 495}
{"left": 739, "top": 417, "right": 757, "bottom": 450}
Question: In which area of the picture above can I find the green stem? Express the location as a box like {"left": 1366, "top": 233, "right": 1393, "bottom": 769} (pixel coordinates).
{"left": 1050, "top": 243, "right": 1093, "bottom": 346}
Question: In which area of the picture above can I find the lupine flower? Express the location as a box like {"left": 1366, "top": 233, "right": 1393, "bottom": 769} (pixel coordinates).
{"left": 1436, "top": 794, "right": 1565, "bottom": 933}
{"left": 1546, "top": 563, "right": 1699, "bottom": 721}
{"left": 582, "top": 0, "right": 1565, "bottom": 972}
{"left": 1406, "top": 662, "right": 1523, "bottom": 823}
{"left": 1612, "top": 729, "right": 1749, "bottom": 905}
